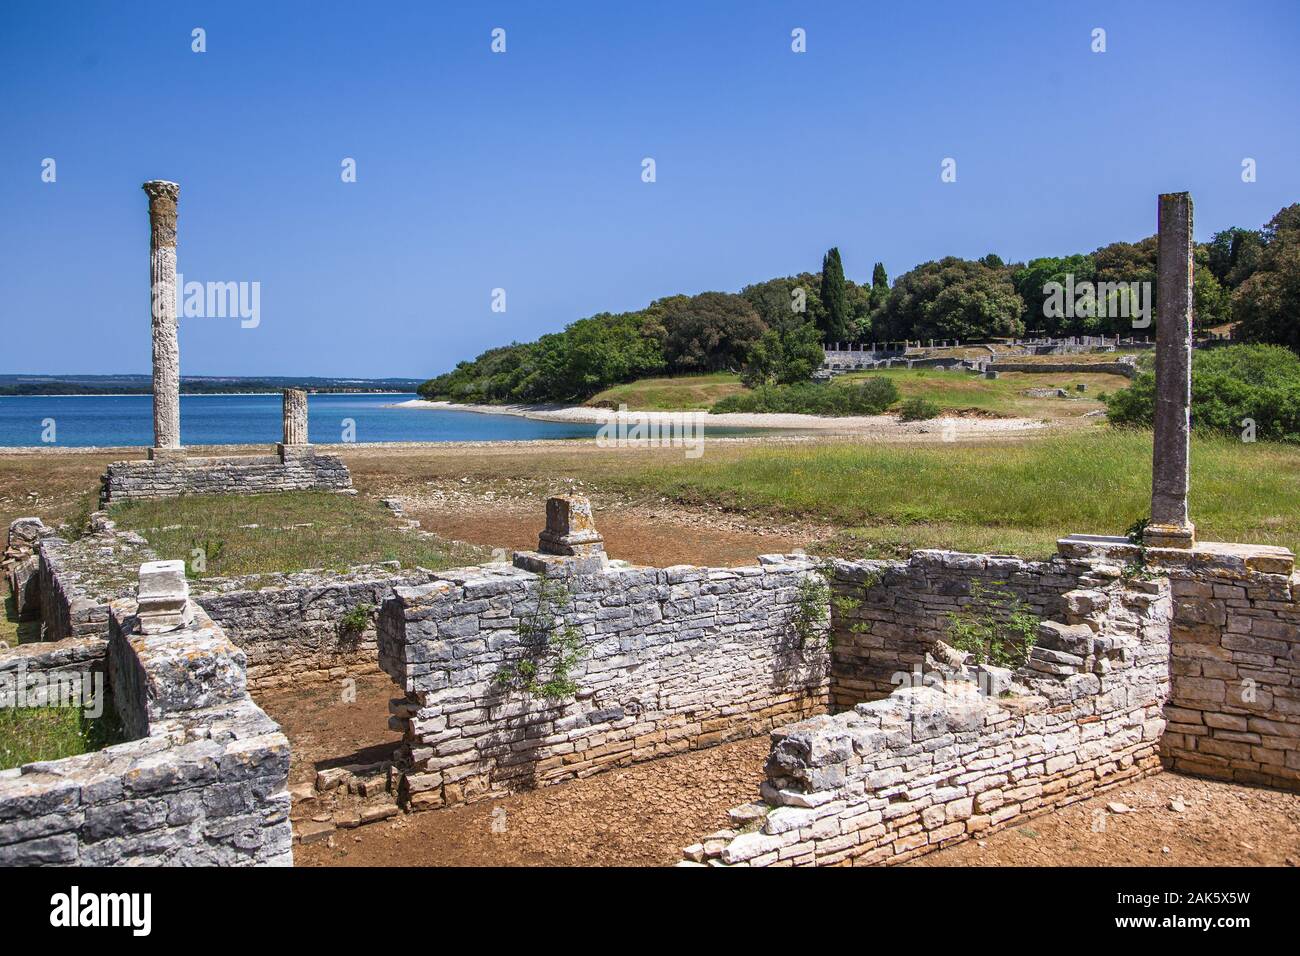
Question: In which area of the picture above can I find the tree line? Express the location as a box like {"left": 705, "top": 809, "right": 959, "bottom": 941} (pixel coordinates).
{"left": 419, "top": 203, "right": 1300, "bottom": 404}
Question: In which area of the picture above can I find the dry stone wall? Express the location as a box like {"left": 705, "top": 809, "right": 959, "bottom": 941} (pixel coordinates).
{"left": 0, "top": 601, "right": 291, "bottom": 866}
{"left": 100, "top": 450, "right": 351, "bottom": 505}
{"left": 197, "top": 564, "right": 437, "bottom": 689}
{"left": 828, "top": 550, "right": 1094, "bottom": 706}
{"left": 1155, "top": 548, "right": 1298, "bottom": 791}
{"left": 379, "top": 554, "right": 831, "bottom": 809}
{"left": 684, "top": 572, "right": 1172, "bottom": 866}
{"left": 25, "top": 517, "right": 426, "bottom": 688}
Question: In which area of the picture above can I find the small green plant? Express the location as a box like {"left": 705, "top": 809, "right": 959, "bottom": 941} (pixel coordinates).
{"left": 898, "top": 397, "right": 941, "bottom": 421}
{"left": 793, "top": 574, "right": 832, "bottom": 649}
{"left": 944, "top": 580, "right": 1039, "bottom": 669}
{"left": 1122, "top": 516, "right": 1156, "bottom": 580}
{"left": 495, "top": 578, "right": 586, "bottom": 700}
{"left": 339, "top": 603, "right": 375, "bottom": 635}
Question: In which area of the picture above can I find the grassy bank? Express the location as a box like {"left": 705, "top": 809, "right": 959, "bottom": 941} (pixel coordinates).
{"left": 588, "top": 368, "right": 1128, "bottom": 419}
{"left": 605, "top": 429, "right": 1300, "bottom": 558}
{"left": 109, "top": 490, "right": 487, "bottom": 578}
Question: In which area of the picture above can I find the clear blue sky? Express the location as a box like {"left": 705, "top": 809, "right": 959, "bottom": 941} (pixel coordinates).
{"left": 2, "top": 1, "right": 1297, "bottom": 378}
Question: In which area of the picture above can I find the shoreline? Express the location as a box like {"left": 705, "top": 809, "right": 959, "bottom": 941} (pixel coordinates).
{"left": 392, "top": 398, "right": 1050, "bottom": 436}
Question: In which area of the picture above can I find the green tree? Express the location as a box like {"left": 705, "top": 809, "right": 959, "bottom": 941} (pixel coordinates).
{"left": 1206, "top": 227, "right": 1265, "bottom": 289}
{"left": 1232, "top": 204, "right": 1300, "bottom": 352}
{"left": 740, "top": 321, "right": 824, "bottom": 387}
{"left": 654, "top": 292, "right": 767, "bottom": 372}
{"left": 741, "top": 274, "right": 823, "bottom": 332}
{"left": 880, "top": 257, "right": 1025, "bottom": 341}
{"left": 819, "top": 247, "right": 852, "bottom": 342}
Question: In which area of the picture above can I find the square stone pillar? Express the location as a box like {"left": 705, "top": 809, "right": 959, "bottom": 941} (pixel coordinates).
{"left": 1145, "top": 192, "right": 1195, "bottom": 549}
{"left": 143, "top": 180, "right": 184, "bottom": 461}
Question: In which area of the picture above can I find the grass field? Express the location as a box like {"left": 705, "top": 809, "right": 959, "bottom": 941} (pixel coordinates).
{"left": 835, "top": 368, "right": 1129, "bottom": 418}
{"left": 601, "top": 429, "right": 1300, "bottom": 558}
{"left": 108, "top": 490, "right": 487, "bottom": 578}
{"left": 588, "top": 368, "right": 1129, "bottom": 419}
{"left": 0, "top": 703, "right": 122, "bottom": 771}
{"left": 588, "top": 373, "right": 746, "bottom": 411}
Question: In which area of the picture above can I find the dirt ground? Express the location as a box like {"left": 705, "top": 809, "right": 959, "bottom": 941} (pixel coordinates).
{"left": 263, "top": 677, "right": 1300, "bottom": 868}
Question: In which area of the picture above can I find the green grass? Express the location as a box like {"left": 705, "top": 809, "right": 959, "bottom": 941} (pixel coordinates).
{"left": 0, "top": 703, "right": 123, "bottom": 771}
{"left": 834, "top": 368, "right": 1130, "bottom": 419}
{"left": 2, "top": 592, "right": 42, "bottom": 647}
{"left": 108, "top": 491, "right": 487, "bottom": 578}
{"left": 588, "top": 373, "right": 745, "bottom": 411}
{"left": 605, "top": 429, "right": 1300, "bottom": 559}
{"left": 587, "top": 368, "right": 1130, "bottom": 419}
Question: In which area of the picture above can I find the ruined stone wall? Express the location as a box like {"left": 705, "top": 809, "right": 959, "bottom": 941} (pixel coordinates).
{"left": 685, "top": 574, "right": 1172, "bottom": 866}
{"left": 99, "top": 451, "right": 352, "bottom": 505}
{"left": 828, "top": 551, "right": 1094, "bottom": 707}
{"left": 1159, "top": 554, "right": 1300, "bottom": 791}
{"left": 379, "top": 555, "right": 831, "bottom": 809}
{"left": 984, "top": 360, "right": 1137, "bottom": 379}
{"left": 0, "top": 636, "right": 107, "bottom": 708}
{"left": 0, "top": 602, "right": 291, "bottom": 866}
{"left": 197, "top": 565, "right": 437, "bottom": 689}
{"left": 30, "top": 520, "right": 422, "bottom": 687}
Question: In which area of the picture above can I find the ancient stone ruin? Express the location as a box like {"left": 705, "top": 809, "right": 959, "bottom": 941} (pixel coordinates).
{"left": 3, "top": 192, "right": 1297, "bottom": 866}
{"left": 98, "top": 182, "right": 352, "bottom": 505}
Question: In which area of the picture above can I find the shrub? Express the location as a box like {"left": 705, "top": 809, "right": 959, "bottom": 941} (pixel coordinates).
{"left": 1105, "top": 344, "right": 1300, "bottom": 442}
{"left": 710, "top": 377, "right": 899, "bottom": 416}
{"left": 898, "top": 397, "right": 941, "bottom": 421}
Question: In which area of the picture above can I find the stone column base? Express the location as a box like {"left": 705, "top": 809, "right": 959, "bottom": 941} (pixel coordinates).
{"left": 278, "top": 443, "right": 315, "bottom": 462}
{"left": 1144, "top": 522, "right": 1195, "bottom": 549}
{"left": 148, "top": 447, "right": 187, "bottom": 462}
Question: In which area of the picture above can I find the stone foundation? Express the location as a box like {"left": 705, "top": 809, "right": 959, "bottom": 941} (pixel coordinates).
{"left": 99, "top": 448, "right": 352, "bottom": 506}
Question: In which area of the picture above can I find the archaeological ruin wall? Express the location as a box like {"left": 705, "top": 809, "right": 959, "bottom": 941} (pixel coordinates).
{"left": 18, "top": 515, "right": 421, "bottom": 688}
{"left": 0, "top": 594, "right": 291, "bottom": 866}
{"left": 99, "top": 449, "right": 353, "bottom": 506}
{"left": 827, "top": 550, "right": 1098, "bottom": 707}
{"left": 379, "top": 553, "right": 832, "bottom": 810}
{"left": 684, "top": 568, "right": 1174, "bottom": 866}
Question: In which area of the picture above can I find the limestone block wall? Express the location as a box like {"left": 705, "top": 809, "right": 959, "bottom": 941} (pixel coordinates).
{"left": 0, "top": 636, "right": 107, "bottom": 708}
{"left": 0, "top": 601, "right": 291, "bottom": 866}
{"left": 828, "top": 551, "right": 1095, "bottom": 707}
{"left": 99, "top": 451, "right": 352, "bottom": 505}
{"left": 197, "top": 564, "right": 437, "bottom": 689}
{"left": 1159, "top": 555, "right": 1300, "bottom": 791}
{"left": 379, "top": 555, "right": 831, "bottom": 809}
{"left": 984, "top": 360, "right": 1137, "bottom": 379}
{"left": 37, "top": 520, "right": 153, "bottom": 643}
{"left": 31, "top": 520, "right": 428, "bottom": 687}
{"left": 685, "top": 575, "right": 1172, "bottom": 866}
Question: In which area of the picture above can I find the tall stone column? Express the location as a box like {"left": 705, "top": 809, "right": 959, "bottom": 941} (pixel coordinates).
{"left": 1145, "top": 192, "right": 1195, "bottom": 549}
{"left": 143, "top": 181, "right": 183, "bottom": 459}
{"left": 279, "top": 388, "right": 310, "bottom": 454}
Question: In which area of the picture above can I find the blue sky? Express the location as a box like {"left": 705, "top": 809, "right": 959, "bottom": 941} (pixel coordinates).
{"left": 2, "top": 1, "right": 1297, "bottom": 378}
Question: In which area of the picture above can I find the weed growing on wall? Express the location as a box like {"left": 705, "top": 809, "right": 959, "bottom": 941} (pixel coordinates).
{"left": 793, "top": 574, "right": 832, "bottom": 649}
{"left": 339, "top": 603, "right": 374, "bottom": 636}
{"left": 495, "top": 578, "right": 586, "bottom": 700}
{"left": 944, "top": 580, "right": 1039, "bottom": 669}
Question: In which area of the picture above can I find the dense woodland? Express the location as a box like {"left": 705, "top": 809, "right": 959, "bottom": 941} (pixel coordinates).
{"left": 420, "top": 203, "right": 1300, "bottom": 405}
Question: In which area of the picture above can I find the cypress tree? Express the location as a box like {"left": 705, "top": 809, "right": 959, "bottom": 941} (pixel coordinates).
{"left": 819, "top": 247, "right": 851, "bottom": 341}
{"left": 872, "top": 262, "right": 888, "bottom": 290}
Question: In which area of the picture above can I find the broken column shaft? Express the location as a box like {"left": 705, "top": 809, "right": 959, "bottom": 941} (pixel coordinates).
{"left": 282, "top": 389, "right": 309, "bottom": 445}
{"left": 144, "top": 180, "right": 182, "bottom": 458}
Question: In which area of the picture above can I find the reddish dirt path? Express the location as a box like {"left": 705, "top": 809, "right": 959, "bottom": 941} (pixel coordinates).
{"left": 267, "top": 679, "right": 1300, "bottom": 868}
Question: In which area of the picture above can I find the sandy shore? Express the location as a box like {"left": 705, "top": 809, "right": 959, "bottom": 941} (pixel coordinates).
{"left": 391, "top": 398, "right": 1050, "bottom": 437}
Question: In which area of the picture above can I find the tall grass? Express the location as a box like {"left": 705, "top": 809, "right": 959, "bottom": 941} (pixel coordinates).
{"left": 109, "top": 491, "right": 486, "bottom": 577}
{"left": 614, "top": 430, "right": 1300, "bottom": 558}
